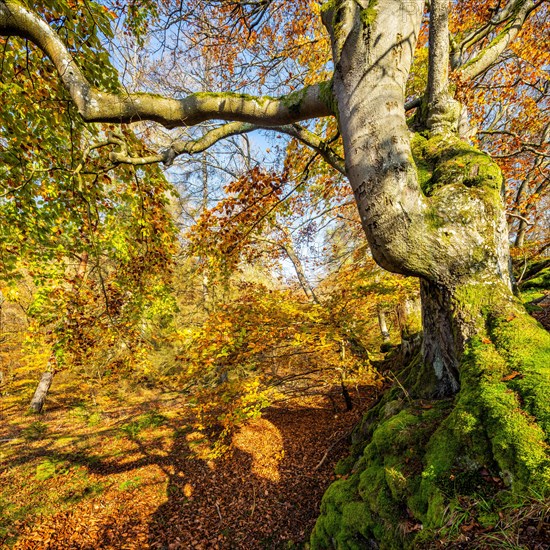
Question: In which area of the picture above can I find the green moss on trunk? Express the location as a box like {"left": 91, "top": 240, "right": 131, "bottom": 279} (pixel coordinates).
{"left": 311, "top": 288, "right": 550, "bottom": 549}
{"left": 319, "top": 79, "right": 338, "bottom": 118}
{"left": 360, "top": 0, "right": 379, "bottom": 28}
{"left": 411, "top": 133, "right": 503, "bottom": 196}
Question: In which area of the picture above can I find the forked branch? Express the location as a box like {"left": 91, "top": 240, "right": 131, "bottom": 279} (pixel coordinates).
{"left": 454, "top": 0, "right": 545, "bottom": 79}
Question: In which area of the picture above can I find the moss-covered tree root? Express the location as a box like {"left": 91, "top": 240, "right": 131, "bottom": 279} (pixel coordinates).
{"left": 310, "top": 297, "right": 550, "bottom": 549}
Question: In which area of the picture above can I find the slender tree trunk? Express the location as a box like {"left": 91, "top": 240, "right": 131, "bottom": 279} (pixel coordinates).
{"left": 279, "top": 240, "right": 319, "bottom": 304}
{"left": 377, "top": 309, "right": 390, "bottom": 343}
{"left": 200, "top": 152, "right": 210, "bottom": 310}
{"left": 340, "top": 380, "right": 353, "bottom": 411}
{"left": 29, "top": 364, "right": 55, "bottom": 413}
{"left": 28, "top": 251, "right": 89, "bottom": 413}
{"left": 514, "top": 218, "right": 527, "bottom": 248}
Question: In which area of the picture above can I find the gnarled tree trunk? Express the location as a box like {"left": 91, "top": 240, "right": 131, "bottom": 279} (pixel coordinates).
{"left": 312, "top": 2, "right": 550, "bottom": 547}
{"left": 322, "top": 0, "right": 514, "bottom": 396}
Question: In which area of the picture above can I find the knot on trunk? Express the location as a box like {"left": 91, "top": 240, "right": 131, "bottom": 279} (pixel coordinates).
{"left": 426, "top": 96, "right": 462, "bottom": 135}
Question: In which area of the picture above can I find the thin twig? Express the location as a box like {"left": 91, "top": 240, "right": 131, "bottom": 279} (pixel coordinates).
{"left": 507, "top": 212, "right": 534, "bottom": 226}
{"left": 314, "top": 428, "right": 354, "bottom": 471}
{"left": 215, "top": 501, "right": 223, "bottom": 521}
{"left": 387, "top": 370, "right": 411, "bottom": 402}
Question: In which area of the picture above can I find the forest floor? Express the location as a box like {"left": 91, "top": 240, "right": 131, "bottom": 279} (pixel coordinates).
{"left": 2, "top": 289, "right": 549, "bottom": 550}
{"left": 0, "top": 377, "right": 380, "bottom": 549}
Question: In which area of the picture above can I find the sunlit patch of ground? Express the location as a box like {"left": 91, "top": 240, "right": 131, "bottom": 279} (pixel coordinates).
{"left": 1, "top": 380, "right": 379, "bottom": 549}
{"left": 232, "top": 418, "right": 284, "bottom": 482}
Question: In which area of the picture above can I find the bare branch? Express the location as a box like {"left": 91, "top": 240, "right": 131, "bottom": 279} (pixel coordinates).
{"left": 110, "top": 121, "right": 346, "bottom": 175}
{"left": 274, "top": 124, "right": 345, "bottom": 175}
{"left": 478, "top": 121, "right": 550, "bottom": 159}
{"left": 507, "top": 212, "right": 534, "bottom": 225}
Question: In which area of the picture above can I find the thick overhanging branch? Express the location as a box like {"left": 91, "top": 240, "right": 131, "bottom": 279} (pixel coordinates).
{"left": 110, "top": 122, "right": 346, "bottom": 175}
{"left": 0, "top": 1, "right": 332, "bottom": 128}
{"left": 454, "top": 0, "right": 544, "bottom": 80}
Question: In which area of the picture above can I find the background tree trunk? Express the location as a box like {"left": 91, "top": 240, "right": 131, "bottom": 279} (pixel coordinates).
{"left": 28, "top": 251, "right": 89, "bottom": 412}
{"left": 28, "top": 366, "right": 55, "bottom": 414}
{"left": 377, "top": 309, "right": 390, "bottom": 344}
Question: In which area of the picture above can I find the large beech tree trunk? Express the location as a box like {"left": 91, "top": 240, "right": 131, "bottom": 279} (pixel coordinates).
{"left": 323, "top": 0, "right": 513, "bottom": 396}
{"left": 311, "top": 3, "right": 550, "bottom": 547}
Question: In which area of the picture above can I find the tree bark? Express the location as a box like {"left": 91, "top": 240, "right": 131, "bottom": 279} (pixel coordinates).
{"left": 419, "top": 280, "right": 460, "bottom": 396}
{"left": 28, "top": 366, "right": 55, "bottom": 414}
{"left": 323, "top": 0, "right": 428, "bottom": 278}
{"left": 377, "top": 309, "right": 390, "bottom": 343}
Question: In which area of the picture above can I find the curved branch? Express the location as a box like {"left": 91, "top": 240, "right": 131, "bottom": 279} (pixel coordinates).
{"left": 0, "top": 1, "right": 333, "bottom": 128}
{"left": 110, "top": 121, "right": 346, "bottom": 175}
{"left": 507, "top": 212, "right": 534, "bottom": 225}
{"left": 273, "top": 124, "right": 346, "bottom": 175}
{"left": 109, "top": 123, "right": 258, "bottom": 166}
{"left": 455, "top": 0, "right": 545, "bottom": 80}
{"left": 452, "top": 0, "right": 524, "bottom": 65}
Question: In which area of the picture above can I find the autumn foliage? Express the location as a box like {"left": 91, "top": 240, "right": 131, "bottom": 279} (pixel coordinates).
{"left": 1, "top": 0, "right": 549, "bottom": 548}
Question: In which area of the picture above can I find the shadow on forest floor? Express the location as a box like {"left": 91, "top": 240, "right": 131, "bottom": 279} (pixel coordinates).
{"left": 1, "top": 383, "right": 380, "bottom": 549}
